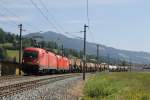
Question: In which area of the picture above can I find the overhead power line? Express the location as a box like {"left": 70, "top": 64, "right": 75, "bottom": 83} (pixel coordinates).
{"left": 38, "top": 0, "right": 66, "bottom": 33}
{"left": 38, "top": 0, "right": 49, "bottom": 13}
{"left": 0, "top": 1, "right": 38, "bottom": 32}
{"left": 0, "top": 3, "right": 19, "bottom": 20}
{"left": 88, "top": 28, "right": 95, "bottom": 43}
{"left": 0, "top": 0, "right": 84, "bottom": 40}
{"left": 86, "top": 0, "right": 90, "bottom": 26}
{"left": 37, "top": 0, "right": 83, "bottom": 39}
{"left": 65, "top": 32, "right": 83, "bottom": 40}
{"left": 30, "top": 0, "right": 61, "bottom": 33}
{"left": 85, "top": 0, "right": 96, "bottom": 43}
{"left": 0, "top": 12, "right": 18, "bottom": 25}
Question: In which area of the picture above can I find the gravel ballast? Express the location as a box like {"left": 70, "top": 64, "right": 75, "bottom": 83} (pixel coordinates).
{"left": 2, "top": 75, "right": 85, "bottom": 100}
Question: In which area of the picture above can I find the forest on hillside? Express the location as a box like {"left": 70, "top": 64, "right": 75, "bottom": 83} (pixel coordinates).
{"left": 0, "top": 28, "right": 129, "bottom": 66}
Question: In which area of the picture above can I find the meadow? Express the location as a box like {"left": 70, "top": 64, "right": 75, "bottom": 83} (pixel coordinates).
{"left": 84, "top": 72, "right": 150, "bottom": 100}
{"left": 6, "top": 50, "right": 19, "bottom": 62}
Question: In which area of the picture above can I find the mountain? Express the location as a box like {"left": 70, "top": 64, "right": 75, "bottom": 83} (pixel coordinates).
{"left": 25, "top": 31, "right": 150, "bottom": 64}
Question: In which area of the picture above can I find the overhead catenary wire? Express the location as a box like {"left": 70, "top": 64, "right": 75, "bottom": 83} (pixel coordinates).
{"left": 0, "top": 0, "right": 61, "bottom": 34}
{"left": 38, "top": 0, "right": 66, "bottom": 33}
{"left": 30, "top": 0, "right": 82, "bottom": 40}
{"left": 0, "top": 0, "right": 39, "bottom": 32}
{"left": 0, "top": 0, "right": 84, "bottom": 40}
{"left": 65, "top": 32, "right": 83, "bottom": 40}
{"left": 38, "top": 0, "right": 65, "bottom": 32}
{"left": 37, "top": 0, "right": 83, "bottom": 39}
{"left": 0, "top": 12, "right": 18, "bottom": 25}
{"left": 30, "top": 0, "right": 62, "bottom": 33}
{"left": 86, "top": 0, "right": 90, "bottom": 27}
{"left": 0, "top": 11, "right": 29, "bottom": 35}
{"left": 85, "top": 0, "right": 96, "bottom": 43}
{"left": 88, "top": 28, "right": 96, "bottom": 43}
{"left": 0, "top": 3, "right": 19, "bottom": 21}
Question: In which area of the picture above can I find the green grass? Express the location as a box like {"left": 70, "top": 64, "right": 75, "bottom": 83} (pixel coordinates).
{"left": 0, "top": 43, "right": 13, "bottom": 48}
{"left": 83, "top": 72, "right": 150, "bottom": 100}
{"left": 6, "top": 50, "right": 19, "bottom": 62}
{"left": 0, "top": 43, "right": 19, "bottom": 62}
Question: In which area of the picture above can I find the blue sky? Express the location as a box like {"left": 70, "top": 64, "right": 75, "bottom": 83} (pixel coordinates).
{"left": 0, "top": 0, "right": 150, "bottom": 52}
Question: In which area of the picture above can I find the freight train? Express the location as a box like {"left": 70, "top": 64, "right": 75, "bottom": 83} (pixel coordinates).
{"left": 22, "top": 47, "right": 108, "bottom": 74}
{"left": 22, "top": 47, "right": 128, "bottom": 74}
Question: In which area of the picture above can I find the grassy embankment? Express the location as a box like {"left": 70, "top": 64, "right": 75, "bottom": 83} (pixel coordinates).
{"left": 0, "top": 43, "right": 12, "bottom": 48}
{"left": 6, "top": 50, "right": 19, "bottom": 62}
{"left": 84, "top": 72, "right": 150, "bottom": 100}
{"left": 0, "top": 43, "right": 19, "bottom": 62}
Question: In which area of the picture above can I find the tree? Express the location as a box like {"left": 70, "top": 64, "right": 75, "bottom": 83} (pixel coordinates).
{"left": 121, "top": 60, "right": 127, "bottom": 66}
{"left": 0, "top": 28, "right": 5, "bottom": 43}
{"left": 0, "top": 48, "right": 7, "bottom": 60}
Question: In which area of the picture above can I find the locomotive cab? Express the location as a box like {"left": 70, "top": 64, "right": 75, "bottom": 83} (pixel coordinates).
{"left": 23, "top": 50, "right": 39, "bottom": 65}
{"left": 22, "top": 48, "right": 40, "bottom": 74}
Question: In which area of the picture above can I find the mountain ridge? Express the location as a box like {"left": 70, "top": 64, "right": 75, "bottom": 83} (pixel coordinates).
{"left": 25, "top": 31, "right": 150, "bottom": 64}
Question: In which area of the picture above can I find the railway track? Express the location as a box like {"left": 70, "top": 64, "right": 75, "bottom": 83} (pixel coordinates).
{"left": 0, "top": 76, "right": 20, "bottom": 80}
{"left": 0, "top": 76, "right": 37, "bottom": 86}
{"left": 0, "top": 76, "right": 26, "bottom": 83}
{"left": 0, "top": 73, "right": 81, "bottom": 98}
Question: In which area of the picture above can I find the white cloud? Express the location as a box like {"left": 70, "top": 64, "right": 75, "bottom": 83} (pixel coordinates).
{"left": 2, "top": 0, "right": 139, "bottom": 9}
{"left": 0, "top": 16, "right": 28, "bottom": 22}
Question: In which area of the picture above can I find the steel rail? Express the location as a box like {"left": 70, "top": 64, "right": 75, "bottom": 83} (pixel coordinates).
{"left": 0, "top": 73, "right": 81, "bottom": 98}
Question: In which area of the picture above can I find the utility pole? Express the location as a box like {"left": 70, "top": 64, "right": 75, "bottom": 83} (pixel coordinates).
{"left": 129, "top": 58, "right": 132, "bottom": 72}
{"left": 18, "top": 24, "right": 22, "bottom": 64}
{"left": 62, "top": 44, "right": 64, "bottom": 57}
{"left": 107, "top": 54, "right": 110, "bottom": 65}
{"left": 97, "top": 44, "right": 99, "bottom": 64}
{"left": 55, "top": 42, "right": 57, "bottom": 49}
{"left": 83, "top": 24, "right": 88, "bottom": 80}
{"left": 97, "top": 44, "right": 99, "bottom": 71}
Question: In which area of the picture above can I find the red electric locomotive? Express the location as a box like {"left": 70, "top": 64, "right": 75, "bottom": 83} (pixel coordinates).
{"left": 22, "top": 47, "right": 70, "bottom": 74}
{"left": 56, "top": 55, "right": 63, "bottom": 70}
{"left": 63, "top": 57, "right": 70, "bottom": 72}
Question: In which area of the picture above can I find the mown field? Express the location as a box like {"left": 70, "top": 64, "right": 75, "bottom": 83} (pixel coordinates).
{"left": 84, "top": 72, "right": 150, "bottom": 100}
{"left": 6, "top": 50, "right": 19, "bottom": 62}
{"left": 0, "top": 43, "right": 13, "bottom": 48}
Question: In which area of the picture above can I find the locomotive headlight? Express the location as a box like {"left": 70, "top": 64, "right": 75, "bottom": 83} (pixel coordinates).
{"left": 36, "top": 60, "right": 39, "bottom": 64}
{"left": 37, "top": 61, "right": 39, "bottom": 63}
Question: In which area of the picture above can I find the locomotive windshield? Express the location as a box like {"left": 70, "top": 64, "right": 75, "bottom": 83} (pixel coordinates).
{"left": 23, "top": 51, "right": 38, "bottom": 58}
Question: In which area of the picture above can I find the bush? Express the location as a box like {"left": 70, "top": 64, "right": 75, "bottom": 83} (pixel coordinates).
{"left": 0, "top": 48, "right": 7, "bottom": 61}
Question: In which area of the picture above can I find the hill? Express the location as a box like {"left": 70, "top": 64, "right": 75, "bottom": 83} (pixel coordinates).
{"left": 25, "top": 31, "right": 150, "bottom": 64}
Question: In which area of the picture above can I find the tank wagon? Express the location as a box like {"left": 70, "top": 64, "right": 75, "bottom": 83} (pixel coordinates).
{"left": 108, "top": 65, "right": 128, "bottom": 72}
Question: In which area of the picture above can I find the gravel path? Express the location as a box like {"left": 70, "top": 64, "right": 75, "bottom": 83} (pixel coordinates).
{"left": 2, "top": 75, "right": 87, "bottom": 100}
